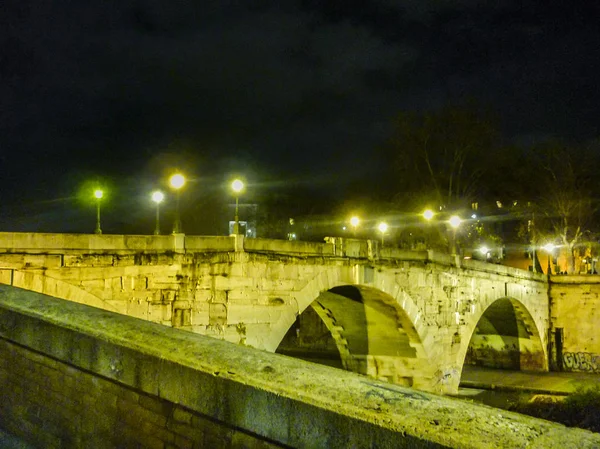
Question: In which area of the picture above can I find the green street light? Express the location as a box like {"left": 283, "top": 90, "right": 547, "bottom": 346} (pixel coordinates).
{"left": 231, "top": 179, "right": 244, "bottom": 235}
{"left": 151, "top": 191, "right": 164, "bottom": 235}
{"left": 423, "top": 209, "right": 434, "bottom": 221}
{"left": 169, "top": 173, "right": 186, "bottom": 234}
{"left": 378, "top": 222, "right": 388, "bottom": 246}
{"left": 94, "top": 189, "right": 103, "bottom": 235}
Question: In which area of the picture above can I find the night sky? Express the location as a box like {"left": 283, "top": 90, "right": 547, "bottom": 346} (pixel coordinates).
{"left": 2, "top": 1, "right": 600, "bottom": 234}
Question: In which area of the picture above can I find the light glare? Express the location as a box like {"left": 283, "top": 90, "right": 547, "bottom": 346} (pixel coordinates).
{"left": 94, "top": 189, "right": 103, "bottom": 199}
{"left": 152, "top": 191, "right": 164, "bottom": 203}
{"left": 423, "top": 209, "right": 434, "bottom": 220}
{"left": 169, "top": 173, "right": 185, "bottom": 189}
{"left": 378, "top": 222, "right": 388, "bottom": 233}
{"left": 231, "top": 179, "right": 244, "bottom": 193}
{"left": 449, "top": 215, "right": 462, "bottom": 229}
{"left": 350, "top": 216, "right": 360, "bottom": 227}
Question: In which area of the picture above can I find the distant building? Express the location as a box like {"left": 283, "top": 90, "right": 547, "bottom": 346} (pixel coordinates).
{"left": 227, "top": 203, "right": 258, "bottom": 237}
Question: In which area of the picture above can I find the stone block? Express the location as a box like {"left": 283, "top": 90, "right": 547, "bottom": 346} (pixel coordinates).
{"left": 118, "top": 397, "right": 168, "bottom": 427}
{"left": 193, "top": 289, "right": 213, "bottom": 302}
{"left": 149, "top": 303, "right": 171, "bottom": 322}
{"left": 0, "top": 268, "right": 13, "bottom": 285}
{"left": 126, "top": 300, "right": 149, "bottom": 320}
{"left": 209, "top": 303, "right": 227, "bottom": 326}
{"left": 211, "top": 290, "right": 227, "bottom": 304}
{"left": 194, "top": 276, "right": 213, "bottom": 290}
{"left": 167, "top": 420, "right": 205, "bottom": 442}
{"left": 139, "top": 395, "right": 173, "bottom": 416}
{"left": 227, "top": 305, "right": 272, "bottom": 325}
{"left": 172, "top": 407, "right": 194, "bottom": 425}
{"left": 23, "top": 255, "right": 62, "bottom": 269}
{"left": 191, "top": 309, "right": 209, "bottom": 326}
{"left": 212, "top": 275, "right": 233, "bottom": 291}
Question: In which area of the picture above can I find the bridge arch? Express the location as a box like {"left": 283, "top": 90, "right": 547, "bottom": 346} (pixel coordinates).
{"left": 269, "top": 268, "right": 434, "bottom": 389}
{"left": 0, "top": 269, "right": 119, "bottom": 313}
{"left": 458, "top": 296, "right": 547, "bottom": 380}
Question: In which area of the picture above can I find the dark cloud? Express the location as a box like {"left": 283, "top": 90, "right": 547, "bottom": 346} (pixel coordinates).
{"left": 2, "top": 1, "right": 600, "bottom": 230}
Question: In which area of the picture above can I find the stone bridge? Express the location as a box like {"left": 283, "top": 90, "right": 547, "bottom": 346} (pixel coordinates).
{"left": 0, "top": 232, "right": 550, "bottom": 393}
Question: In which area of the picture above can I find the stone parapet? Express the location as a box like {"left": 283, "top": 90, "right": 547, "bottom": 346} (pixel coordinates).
{"left": 1, "top": 285, "right": 599, "bottom": 448}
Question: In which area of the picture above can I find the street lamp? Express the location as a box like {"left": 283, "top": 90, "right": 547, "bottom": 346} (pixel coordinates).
{"left": 478, "top": 245, "right": 490, "bottom": 260}
{"left": 449, "top": 215, "right": 462, "bottom": 229}
{"left": 448, "top": 215, "right": 461, "bottom": 254}
{"left": 151, "top": 191, "right": 164, "bottom": 235}
{"left": 169, "top": 173, "right": 185, "bottom": 234}
{"left": 94, "top": 189, "right": 103, "bottom": 235}
{"left": 231, "top": 179, "right": 244, "bottom": 235}
{"left": 422, "top": 209, "right": 435, "bottom": 249}
{"left": 543, "top": 243, "right": 556, "bottom": 274}
{"left": 378, "top": 222, "right": 388, "bottom": 246}
{"left": 350, "top": 216, "right": 360, "bottom": 236}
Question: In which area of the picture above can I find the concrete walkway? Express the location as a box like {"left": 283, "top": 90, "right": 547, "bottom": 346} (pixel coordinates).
{"left": 461, "top": 365, "right": 600, "bottom": 394}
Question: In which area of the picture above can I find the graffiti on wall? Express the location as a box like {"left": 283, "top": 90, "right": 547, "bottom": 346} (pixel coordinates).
{"left": 562, "top": 352, "right": 600, "bottom": 373}
{"left": 434, "top": 366, "right": 459, "bottom": 387}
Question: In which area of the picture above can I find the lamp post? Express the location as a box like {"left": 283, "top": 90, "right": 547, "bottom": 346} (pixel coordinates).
{"left": 151, "top": 191, "right": 164, "bottom": 235}
{"left": 169, "top": 173, "right": 185, "bottom": 234}
{"left": 423, "top": 209, "right": 434, "bottom": 249}
{"left": 231, "top": 179, "right": 244, "bottom": 235}
{"left": 448, "top": 215, "right": 461, "bottom": 254}
{"left": 94, "top": 189, "right": 103, "bottom": 235}
{"left": 350, "top": 216, "right": 360, "bottom": 237}
{"left": 378, "top": 222, "right": 388, "bottom": 246}
{"left": 543, "top": 243, "right": 556, "bottom": 275}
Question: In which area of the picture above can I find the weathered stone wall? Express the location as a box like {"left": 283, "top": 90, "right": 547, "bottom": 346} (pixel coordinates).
{"left": 0, "top": 232, "right": 551, "bottom": 394}
{"left": 2, "top": 285, "right": 600, "bottom": 449}
{"left": 0, "top": 338, "right": 281, "bottom": 449}
{"left": 549, "top": 276, "right": 600, "bottom": 373}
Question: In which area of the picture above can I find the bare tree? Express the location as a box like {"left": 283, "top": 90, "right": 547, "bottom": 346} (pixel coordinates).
{"left": 531, "top": 142, "right": 599, "bottom": 273}
{"left": 389, "top": 105, "right": 499, "bottom": 211}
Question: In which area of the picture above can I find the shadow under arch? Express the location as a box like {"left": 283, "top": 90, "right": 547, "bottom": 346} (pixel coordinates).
{"left": 276, "top": 284, "right": 430, "bottom": 387}
{"left": 458, "top": 297, "right": 547, "bottom": 378}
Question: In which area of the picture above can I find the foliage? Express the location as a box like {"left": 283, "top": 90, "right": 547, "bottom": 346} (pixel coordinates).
{"left": 460, "top": 219, "right": 505, "bottom": 259}
{"left": 509, "top": 386, "right": 600, "bottom": 433}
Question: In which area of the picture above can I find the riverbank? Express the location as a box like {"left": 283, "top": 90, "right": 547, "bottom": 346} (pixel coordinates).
{"left": 458, "top": 366, "right": 600, "bottom": 433}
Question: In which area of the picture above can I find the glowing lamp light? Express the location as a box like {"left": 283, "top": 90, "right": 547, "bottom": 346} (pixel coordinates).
{"left": 94, "top": 189, "right": 103, "bottom": 199}
{"left": 378, "top": 222, "right": 388, "bottom": 233}
{"left": 169, "top": 173, "right": 185, "bottom": 189}
{"left": 543, "top": 243, "right": 556, "bottom": 253}
{"left": 423, "top": 209, "right": 434, "bottom": 221}
{"left": 479, "top": 246, "right": 490, "bottom": 255}
{"left": 350, "top": 216, "right": 360, "bottom": 227}
{"left": 151, "top": 191, "right": 164, "bottom": 204}
{"left": 449, "top": 215, "right": 462, "bottom": 229}
{"left": 231, "top": 179, "right": 244, "bottom": 193}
